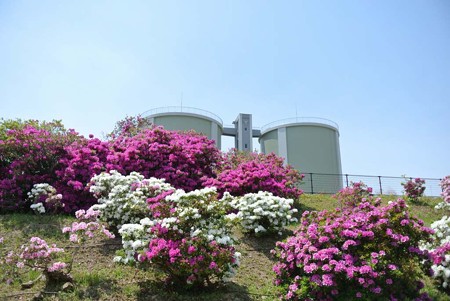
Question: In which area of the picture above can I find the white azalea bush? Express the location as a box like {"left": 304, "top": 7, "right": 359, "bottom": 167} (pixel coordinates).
{"left": 229, "top": 191, "right": 298, "bottom": 235}
{"left": 89, "top": 170, "right": 174, "bottom": 230}
{"left": 422, "top": 175, "right": 450, "bottom": 294}
{"left": 118, "top": 187, "right": 240, "bottom": 288}
{"left": 28, "top": 183, "right": 64, "bottom": 214}
{"left": 114, "top": 218, "right": 152, "bottom": 264}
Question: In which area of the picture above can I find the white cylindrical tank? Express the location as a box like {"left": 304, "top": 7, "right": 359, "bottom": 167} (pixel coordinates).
{"left": 259, "top": 117, "right": 342, "bottom": 194}
{"left": 142, "top": 106, "right": 223, "bottom": 149}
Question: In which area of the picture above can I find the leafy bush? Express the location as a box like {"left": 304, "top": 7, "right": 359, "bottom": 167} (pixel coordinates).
{"left": 0, "top": 118, "right": 67, "bottom": 141}
{"left": 228, "top": 191, "right": 298, "bottom": 235}
{"left": 402, "top": 177, "right": 426, "bottom": 202}
{"left": 272, "top": 199, "right": 433, "bottom": 301}
{"left": 136, "top": 187, "right": 240, "bottom": 287}
{"left": 106, "top": 115, "right": 152, "bottom": 139}
{"left": 89, "top": 170, "right": 174, "bottom": 230}
{"left": 203, "top": 150, "right": 303, "bottom": 199}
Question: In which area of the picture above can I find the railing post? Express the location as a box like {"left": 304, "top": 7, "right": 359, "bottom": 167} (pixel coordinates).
{"left": 378, "top": 176, "right": 383, "bottom": 195}
{"left": 345, "top": 174, "right": 349, "bottom": 187}
{"left": 310, "top": 173, "right": 314, "bottom": 194}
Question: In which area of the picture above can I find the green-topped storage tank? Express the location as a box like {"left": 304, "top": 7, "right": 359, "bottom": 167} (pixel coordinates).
{"left": 142, "top": 106, "right": 223, "bottom": 149}
{"left": 259, "top": 117, "right": 342, "bottom": 194}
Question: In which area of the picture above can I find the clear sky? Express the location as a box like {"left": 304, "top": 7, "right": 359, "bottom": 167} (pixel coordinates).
{"left": 1, "top": 1, "right": 449, "bottom": 179}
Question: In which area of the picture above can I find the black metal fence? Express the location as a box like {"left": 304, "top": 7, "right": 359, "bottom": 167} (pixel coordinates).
{"left": 300, "top": 173, "right": 443, "bottom": 197}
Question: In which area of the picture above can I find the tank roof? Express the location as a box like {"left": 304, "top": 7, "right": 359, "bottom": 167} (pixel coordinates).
{"left": 142, "top": 106, "right": 223, "bottom": 126}
{"left": 260, "top": 117, "right": 339, "bottom": 134}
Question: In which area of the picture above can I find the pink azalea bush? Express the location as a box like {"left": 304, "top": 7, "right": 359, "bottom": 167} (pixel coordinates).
{"left": 108, "top": 127, "right": 221, "bottom": 191}
{"left": 0, "top": 237, "right": 69, "bottom": 286}
{"left": 0, "top": 122, "right": 80, "bottom": 212}
{"left": 62, "top": 208, "right": 115, "bottom": 244}
{"left": 402, "top": 178, "right": 426, "bottom": 202}
{"left": 333, "top": 181, "right": 373, "bottom": 208}
{"left": 136, "top": 188, "right": 240, "bottom": 288}
{"left": 55, "top": 136, "right": 116, "bottom": 213}
{"left": 441, "top": 176, "right": 450, "bottom": 204}
{"left": 203, "top": 150, "right": 303, "bottom": 199}
{"left": 0, "top": 208, "right": 114, "bottom": 288}
{"left": 56, "top": 127, "right": 221, "bottom": 212}
{"left": 272, "top": 199, "right": 433, "bottom": 301}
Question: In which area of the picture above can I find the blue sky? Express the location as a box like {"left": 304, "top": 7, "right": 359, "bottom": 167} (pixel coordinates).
{"left": 1, "top": 1, "right": 449, "bottom": 179}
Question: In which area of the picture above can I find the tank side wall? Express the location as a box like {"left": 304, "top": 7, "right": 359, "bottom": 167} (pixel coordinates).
{"left": 278, "top": 127, "right": 288, "bottom": 164}
{"left": 153, "top": 116, "right": 212, "bottom": 137}
{"left": 259, "top": 130, "right": 279, "bottom": 156}
{"left": 286, "top": 125, "right": 342, "bottom": 193}
{"left": 153, "top": 115, "right": 222, "bottom": 149}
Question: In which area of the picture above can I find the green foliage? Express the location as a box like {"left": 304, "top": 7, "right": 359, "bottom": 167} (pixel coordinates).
{"left": 106, "top": 115, "right": 152, "bottom": 139}
{"left": 0, "top": 118, "right": 68, "bottom": 141}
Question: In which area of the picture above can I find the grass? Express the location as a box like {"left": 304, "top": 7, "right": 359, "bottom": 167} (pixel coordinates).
{"left": 0, "top": 194, "right": 449, "bottom": 301}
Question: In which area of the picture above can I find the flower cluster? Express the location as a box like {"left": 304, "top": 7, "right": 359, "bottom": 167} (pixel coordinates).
{"left": 0, "top": 237, "right": 67, "bottom": 286}
{"left": 115, "top": 220, "right": 151, "bottom": 264}
{"left": 30, "top": 202, "right": 46, "bottom": 214}
{"left": 402, "top": 177, "right": 426, "bottom": 202}
{"left": 28, "top": 183, "right": 64, "bottom": 214}
{"left": 203, "top": 150, "right": 303, "bottom": 199}
{"left": 89, "top": 170, "right": 175, "bottom": 230}
{"left": 272, "top": 199, "right": 433, "bottom": 300}
{"left": 228, "top": 191, "right": 298, "bottom": 235}
{"left": 333, "top": 181, "right": 374, "bottom": 208}
{"left": 62, "top": 208, "right": 115, "bottom": 244}
{"left": 134, "top": 187, "right": 240, "bottom": 287}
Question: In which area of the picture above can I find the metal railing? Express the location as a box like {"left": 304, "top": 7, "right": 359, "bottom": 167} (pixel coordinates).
{"left": 142, "top": 106, "right": 223, "bottom": 126}
{"left": 300, "top": 173, "right": 443, "bottom": 197}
